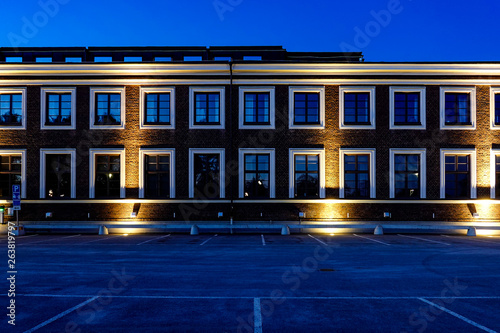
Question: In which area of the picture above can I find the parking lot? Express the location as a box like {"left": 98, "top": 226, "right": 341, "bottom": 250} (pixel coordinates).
{"left": 1, "top": 232, "right": 500, "bottom": 332}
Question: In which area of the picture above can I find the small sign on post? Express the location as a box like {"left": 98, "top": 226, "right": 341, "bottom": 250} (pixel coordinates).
{"left": 12, "top": 185, "right": 21, "bottom": 211}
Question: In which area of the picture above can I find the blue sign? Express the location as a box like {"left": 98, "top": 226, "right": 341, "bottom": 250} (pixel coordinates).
{"left": 12, "top": 185, "right": 21, "bottom": 210}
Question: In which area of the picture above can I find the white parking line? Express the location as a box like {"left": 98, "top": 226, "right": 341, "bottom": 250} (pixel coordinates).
{"left": 261, "top": 234, "right": 266, "bottom": 246}
{"left": 398, "top": 234, "right": 450, "bottom": 245}
{"left": 308, "top": 234, "right": 329, "bottom": 246}
{"left": 418, "top": 298, "right": 497, "bottom": 333}
{"left": 441, "top": 235, "right": 499, "bottom": 244}
{"left": 18, "top": 235, "right": 79, "bottom": 246}
{"left": 0, "top": 234, "right": 38, "bottom": 241}
{"left": 78, "top": 235, "right": 122, "bottom": 244}
{"left": 200, "top": 234, "right": 217, "bottom": 246}
{"left": 23, "top": 296, "right": 99, "bottom": 333}
{"left": 137, "top": 234, "right": 170, "bottom": 245}
{"left": 254, "top": 298, "right": 263, "bottom": 333}
{"left": 353, "top": 234, "right": 391, "bottom": 246}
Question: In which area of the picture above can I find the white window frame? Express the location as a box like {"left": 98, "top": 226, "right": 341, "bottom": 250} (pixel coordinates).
{"left": 139, "top": 87, "right": 175, "bottom": 129}
{"left": 239, "top": 86, "right": 275, "bottom": 129}
{"left": 389, "top": 86, "right": 426, "bottom": 130}
{"left": 389, "top": 148, "right": 426, "bottom": 199}
{"left": 0, "top": 87, "right": 27, "bottom": 130}
{"left": 339, "top": 86, "right": 376, "bottom": 129}
{"left": 288, "top": 86, "right": 325, "bottom": 129}
{"left": 0, "top": 149, "right": 27, "bottom": 198}
{"left": 490, "top": 87, "right": 500, "bottom": 130}
{"left": 238, "top": 148, "right": 275, "bottom": 199}
{"left": 90, "top": 87, "right": 126, "bottom": 129}
{"left": 89, "top": 148, "right": 126, "bottom": 198}
{"left": 339, "top": 148, "right": 376, "bottom": 198}
{"left": 189, "top": 87, "right": 225, "bottom": 129}
{"left": 189, "top": 148, "right": 225, "bottom": 198}
{"left": 288, "top": 148, "right": 326, "bottom": 199}
{"left": 439, "top": 87, "right": 476, "bottom": 130}
{"left": 439, "top": 148, "right": 477, "bottom": 199}
{"left": 40, "top": 87, "right": 77, "bottom": 130}
{"left": 39, "top": 148, "right": 77, "bottom": 199}
{"left": 139, "top": 148, "right": 176, "bottom": 199}
{"left": 491, "top": 149, "right": 500, "bottom": 198}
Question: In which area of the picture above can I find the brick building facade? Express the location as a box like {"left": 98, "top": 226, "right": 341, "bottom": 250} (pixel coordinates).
{"left": 0, "top": 46, "right": 499, "bottom": 223}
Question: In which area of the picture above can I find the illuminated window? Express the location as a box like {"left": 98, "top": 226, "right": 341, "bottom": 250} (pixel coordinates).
{"left": 41, "top": 88, "right": 76, "bottom": 130}
{"left": 389, "top": 87, "right": 426, "bottom": 129}
{"left": 289, "top": 87, "right": 325, "bottom": 129}
{"left": 189, "top": 149, "right": 225, "bottom": 198}
{"left": 339, "top": 149, "right": 376, "bottom": 198}
{"left": 439, "top": 87, "right": 476, "bottom": 130}
{"left": 244, "top": 154, "right": 270, "bottom": 198}
{"left": 0, "top": 88, "right": 26, "bottom": 128}
{"left": 89, "top": 149, "right": 125, "bottom": 199}
{"left": 339, "top": 87, "right": 375, "bottom": 129}
{"left": 40, "top": 149, "right": 76, "bottom": 199}
{"left": 139, "top": 149, "right": 175, "bottom": 199}
{"left": 238, "top": 149, "right": 275, "bottom": 198}
{"left": 0, "top": 155, "right": 22, "bottom": 198}
{"left": 440, "top": 149, "right": 476, "bottom": 199}
{"left": 189, "top": 87, "right": 225, "bottom": 129}
{"left": 90, "top": 87, "right": 125, "bottom": 129}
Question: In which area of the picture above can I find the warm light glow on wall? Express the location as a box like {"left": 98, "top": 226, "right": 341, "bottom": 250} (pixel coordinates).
{"left": 476, "top": 229, "right": 500, "bottom": 237}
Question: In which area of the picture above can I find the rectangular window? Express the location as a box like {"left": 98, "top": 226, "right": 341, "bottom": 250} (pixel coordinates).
{"left": 145, "top": 154, "right": 170, "bottom": 198}
{"left": 45, "top": 154, "right": 71, "bottom": 198}
{"left": 244, "top": 92, "right": 270, "bottom": 125}
{"left": 145, "top": 93, "right": 170, "bottom": 124}
{"left": 95, "top": 93, "right": 121, "bottom": 125}
{"left": 294, "top": 93, "right": 319, "bottom": 125}
{"left": 95, "top": 155, "right": 121, "bottom": 198}
{"left": 244, "top": 154, "right": 270, "bottom": 198}
{"left": 394, "top": 93, "right": 420, "bottom": 125}
{"left": 294, "top": 155, "right": 319, "bottom": 198}
{"left": 0, "top": 94, "right": 22, "bottom": 126}
{"left": 394, "top": 154, "right": 420, "bottom": 198}
{"left": 344, "top": 93, "right": 370, "bottom": 124}
{"left": 193, "top": 154, "right": 220, "bottom": 198}
{"left": 444, "top": 155, "right": 470, "bottom": 198}
{"left": 344, "top": 154, "right": 370, "bottom": 198}
{"left": 0, "top": 155, "right": 21, "bottom": 198}
{"left": 194, "top": 92, "right": 220, "bottom": 125}
{"left": 496, "top": 94, "right": 500, "bottom": 126}
{"left": 445, "top": 93, "right": 471, "bottom": 125}
{"left": 496, "top": 155, "right": 500, "bottom": 198}
{"left": 46, "top": 93, "right": 72, "bottom": 125}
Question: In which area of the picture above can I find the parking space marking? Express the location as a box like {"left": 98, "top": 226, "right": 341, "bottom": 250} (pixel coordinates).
{"left": 18, "top": 235, "right": 79, "bottom": 246}
{"left": 200, "top": 234, "right": 218, "bottom": 246}
{"left": 353, "top": 234, "right": 391, "bottom": 246}
{"left": 261, "top": 234, "right": 266, "bottom": 246}
{"left": 418, "top": 298, "right": 497, "bottom": 333}
{"left": 254, "top": 298, "right": 263, "bottom": 333}
{"left": 77, "top": 235, "right": 122, "bottom": 244}
{"left": 398, "top": 234, "right": 450, "bottom": 245}
{"left": 308, "top": 234, "right": 329, "bottom": 246}
{"left": 137, "top": 234, "right": 171, "bottom": 245}
{"left": 24, "top": 296, "right": 99, "bottom": 333}
{"left": 441, "top": 235, "right": 499, "bottom": 244}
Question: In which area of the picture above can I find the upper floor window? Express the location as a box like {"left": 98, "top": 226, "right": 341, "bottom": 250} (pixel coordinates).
{"left": 189, "top": 87, "right": 225, "bottom": 129}
{"left": 339, "top": 148, "right": 376, "bottom": 198}
{"left": 439, "top": 87, "right": 476, "bottom": 130}
{"left": 289, "top": 149, "right": 326, "bottom": 199}
{"left": 339, "top": 87, "right": 376, "bottom": 129}
{"left": 90, "top": 87, "right": 125, "bottom": 129}
{"left": 0, "top": 88, "right": 26, "bottom": 129}
{"left": 41, "top": 88, "right": 76, "bottom": 130}
{"left": 140, "top": 87, "right": 175, "bottom": 129}
{"left": 239, "top": 87, "right": 275, "bottom": 129}
{"left": 439, "top": 149, "right": 476, "bottom": 199}
{"left": 389, "top": 87, "right": 426, "bottom": 129}
{"left": 289, "top": 87, "right": 325, "bottom": 129}
{"left": 490, "top": 87, "right": 500, "bottom": 129}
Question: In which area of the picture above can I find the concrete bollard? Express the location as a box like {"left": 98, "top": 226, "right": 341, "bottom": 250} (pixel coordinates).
{"left": 374, "top": 225, "right": 384, "bottom": 235}
{"left": 98, "top": 225, "right": 108, "bottom": 235}
{"left": 281, "top": 225, "right": 290, "bottom": 236}
{"left": 467, "top": 226, "right": 476, "bottom": 237}
{"left": 13, "top": 225, "right": 26, "bottom": 236}
{"left": 190, "top": 225, "right": 200, "bottom": 235}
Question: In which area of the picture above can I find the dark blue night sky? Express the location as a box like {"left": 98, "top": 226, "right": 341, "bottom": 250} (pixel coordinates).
{"left": 1, "top": 0, "right": 498, "bottom": 62}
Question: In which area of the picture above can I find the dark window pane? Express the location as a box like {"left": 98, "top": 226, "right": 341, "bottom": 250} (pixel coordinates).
{"left": 0, "top": 155, "right": 22, "bottom": 197}
{"left": 294, "top": 92, "right": 320, "bottom": 125}
{"left": 244, "top": 154, "right": 270, "bottom": 198}
{"left": 394, "top": 92, "right": 420, "bottom": 125}
{"left": 46, "top": 154, "right": 71, "bottom": 198}
{"left": 194, "top": 154, "right": 220, "bottom": 198}
{"left": 244, "top": 92, "right": 270, "bottom": 125}
{"left": 145, "top": 93, "right": 171, "bottom": 125}
{"left": 344, "top": 92, "right": 370, "bottom": 125}
{"left": 145, "top": 154, "right": 170, "bottom": 198}
{"left": 294, "top": 154, "right": 319, "bottom": 198}
{"left": 344, "top": 154, "right": 370, "bottom": 198}
{"left": 95, "top": 93, "right": 121, "bottom": 125}
{"left": 444, "top": 93, "right": 470, "bottom": 125}
{"left": 195, "top": 93, "right": 220, "bottom": 125}
{"left": 95, "top": 155, "right": 121, "bottom": 198}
